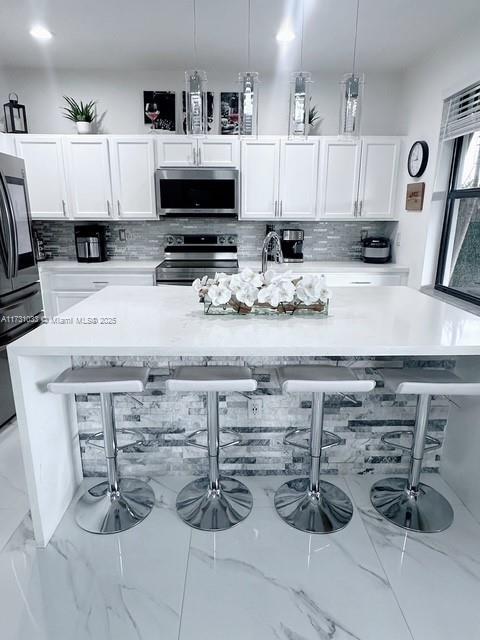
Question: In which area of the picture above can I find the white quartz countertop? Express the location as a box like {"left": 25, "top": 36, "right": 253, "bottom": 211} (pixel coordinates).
{"left": 8, "top": 285, "right": 480, "bottom": 357}
{"left": 38, "top": 260, "right": 160, "bottom": 273}
{"left": 239, "top": 260, "right": 409, "bottom": 275}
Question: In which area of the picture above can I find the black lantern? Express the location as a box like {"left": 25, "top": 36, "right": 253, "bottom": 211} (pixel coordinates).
{"left": 3, "top": 93, "right": 28, "bottom": 134}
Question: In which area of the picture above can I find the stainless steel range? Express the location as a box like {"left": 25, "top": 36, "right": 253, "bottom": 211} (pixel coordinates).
{"left": 156, "top": 233, "right": 239, "bottom": 285}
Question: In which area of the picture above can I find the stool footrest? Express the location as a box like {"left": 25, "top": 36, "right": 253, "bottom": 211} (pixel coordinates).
{"left": 381, "top": 430, "right": 441, "bottom": 453}
{"left": 284, "top": 428, "right": 341, "bottom": 451}
{"left": 185, "top": 428, "right": 241, "bottom": 449}
{"left": 86, "top": 429, "right": 146, "bottom": 451}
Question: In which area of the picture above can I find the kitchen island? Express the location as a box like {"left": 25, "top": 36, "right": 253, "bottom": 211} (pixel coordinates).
{"left": 8, "top": 284, "right": 480, "bottom": 545}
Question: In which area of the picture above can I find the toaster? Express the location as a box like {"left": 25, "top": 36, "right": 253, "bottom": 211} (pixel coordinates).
{"left": 361, "top": 236, "right": 391, "bottom": 263}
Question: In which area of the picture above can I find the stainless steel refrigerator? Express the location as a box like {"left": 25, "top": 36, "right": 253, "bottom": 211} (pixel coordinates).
{"left": 0, "top": 151, "right": 43, "bottom": 428}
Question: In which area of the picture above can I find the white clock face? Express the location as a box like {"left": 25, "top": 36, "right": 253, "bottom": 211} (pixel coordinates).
{"left": 409, "top": 143, "right": 423, "bottom": 175}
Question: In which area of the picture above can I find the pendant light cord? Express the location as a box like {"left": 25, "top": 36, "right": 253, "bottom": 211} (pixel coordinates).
{"left": 352, "top": 0, "right": 360, "bottom": 75}
{"left": 193, "top": 0, "right": 198, "bottom": 67}
{"left": 300, "top": 0, "right": 305, "bottom": 69}
{"left": 247, "top": 0, "right": 251, "bottom": 69}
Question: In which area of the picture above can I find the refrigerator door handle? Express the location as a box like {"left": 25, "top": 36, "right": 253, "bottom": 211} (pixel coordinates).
{"left": 0, "top": 172, "right": 15, "bottom": 279}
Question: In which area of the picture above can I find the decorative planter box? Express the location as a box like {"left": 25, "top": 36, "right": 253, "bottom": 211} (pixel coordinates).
{"left": 203, "top": 298, "right": 329, "bottom": 317}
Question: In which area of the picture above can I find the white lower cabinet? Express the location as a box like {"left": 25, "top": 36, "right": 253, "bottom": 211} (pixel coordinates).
{"left": 41, "top": 269, "right": 156, "bottom": 317}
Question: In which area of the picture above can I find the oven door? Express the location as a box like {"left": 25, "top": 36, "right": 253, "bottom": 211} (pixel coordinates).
{"left": 156, "top": 168, "right": 238, "bottom": 217}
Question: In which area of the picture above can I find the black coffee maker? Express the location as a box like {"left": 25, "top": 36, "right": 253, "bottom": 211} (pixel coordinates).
{"left": 75, "top": 225, "right": 107, "bottom": 263}
{"left": 281, "top": 229, "right": 304, "bottom": 263}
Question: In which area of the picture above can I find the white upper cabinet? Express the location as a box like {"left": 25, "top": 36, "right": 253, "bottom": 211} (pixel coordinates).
{"left": 319, "top": 139, "right": 362, "bottom": 219}
{"left": 15, "top": 136, "right": 68, "bottom": 219}
{"left": 197, "top": 137, "right": 239, "bottom": 167}
{"left": 241, "top": 139, "right": 280, "bottom": 220}
{"left": 63, "top": 138, "right": 113, "bottom": 219}
{"left": 157, "top": 135, "right": 239, "bottom": 167}
{"left": 318, "top": 136, "right": 400, "bottom": 219}
{"left": 357, "top": 137, "right": 400, "bottom": 218}
{"left": 109, "top": 137, "right": 156, "bottom": 218}
{"left": 157, "top": 136, "right": 196, "bottom": 166}
{"left": 279, "top": 140, "right": 319, "bottom": 220}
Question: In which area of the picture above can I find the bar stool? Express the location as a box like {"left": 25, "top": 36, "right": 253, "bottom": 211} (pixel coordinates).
{"left": 48, "top": 366, "right": 155, "bottom": 534}
{"left": 370, "top": 368, "right": 480, "bottom": 533}
{"left": 166, "top": 365, "right": 257, "bottom": 531}
{"left": 275, "top": 365, "right": 376, "bottom": 534}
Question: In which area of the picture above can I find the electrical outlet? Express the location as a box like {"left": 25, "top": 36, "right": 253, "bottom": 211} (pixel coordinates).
{"left": 118, "top": 228, "right": 126, "bottom": 242}
{"left": 248, "top": 398, "right": 263, "bottom": 419}
{"left": 396, "top": 232, "right": 401, "bottom": 247}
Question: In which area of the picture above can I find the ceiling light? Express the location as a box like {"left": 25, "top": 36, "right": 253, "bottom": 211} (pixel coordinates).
{"left": 276, "top": 25, "right": 296, "bottom": 43}
{"left": 29, "top": 25, "right": 53, "bottom": 40}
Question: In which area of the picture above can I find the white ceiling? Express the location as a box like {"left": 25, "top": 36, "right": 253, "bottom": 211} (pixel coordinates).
{"left": 0, "top": 0, "right": 479, "bottom": 73}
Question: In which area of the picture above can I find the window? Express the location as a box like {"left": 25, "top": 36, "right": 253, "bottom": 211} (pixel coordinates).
{"left": 436, "top": 132, "right": 480, "bottom": 304}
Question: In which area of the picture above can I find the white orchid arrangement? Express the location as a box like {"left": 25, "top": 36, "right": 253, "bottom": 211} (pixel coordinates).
{"left": 193, "top": 268, "right": 330, "bottom": 315}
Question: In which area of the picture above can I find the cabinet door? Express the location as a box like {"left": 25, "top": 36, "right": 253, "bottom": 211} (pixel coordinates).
{"left": 358, "top": 137, "right": 400, "bottom": 218}
{"left": 197, "top": 137, "right": 240, "bottom": 167}
{"left": 15, "top": 137, "right": 68, "bottom": 219}
{"left": 318, "top": 139, "right": 361, "bottom": 218}
{"left": 240, "top": 140, "right": 279, "bottom": 220}
{"left": 157, "top": 137, "right": 196, "bottom": 166}
{"left": 279, "top": 140, "right": 319, "bottom": 220}
{"left": 63, "top": 138, "right": 113, "bottom": 219}
{"left": 110, "top": 137, "right": 156, "bottom": 219}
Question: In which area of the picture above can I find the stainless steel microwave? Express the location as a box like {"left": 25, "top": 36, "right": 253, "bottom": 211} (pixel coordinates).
{"left": 155, "top": 168, "right": 239, "bottom": 217}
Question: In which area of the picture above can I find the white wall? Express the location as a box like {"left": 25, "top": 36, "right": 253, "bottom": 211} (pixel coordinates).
{"left": 0, "top": 67, "right": 406, "bottom": 136}
{"left": 393, "top": 23, "right": 480, "bottom": 289}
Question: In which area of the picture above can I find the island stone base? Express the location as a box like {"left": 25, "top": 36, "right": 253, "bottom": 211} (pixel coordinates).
{"left": 73, "top": 356, "right": 453, "bottom": 479}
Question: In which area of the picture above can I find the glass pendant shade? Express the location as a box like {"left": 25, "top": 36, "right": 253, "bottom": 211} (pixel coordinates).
{"left": 238, "top": 71, "right": 259, "bottom": 136}
{"left": 339, "top": 73, "right": 364, "bottom": 137}
{"left": 289, "top": 71, "right": 312, "bottom": 137}
{"left": 185, "top": 70, "right": 207, "bottom": 136}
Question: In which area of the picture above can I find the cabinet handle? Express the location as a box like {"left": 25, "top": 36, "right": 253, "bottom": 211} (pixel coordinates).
{"left": 92, "top": 281, "right": 108, "bottom": 286}
{"left": 193, "top": 148, "right": 197, "bottom": 165}
{"left": 61, "top": 199, "right": 67, "bottom": 216}
{"left": 107, "top": 200, "right": 112, "bottom": 216}
{"left": 359, "top": 200, "right": 363, "bottom": 216}
{"left": 117, "top": 200, "right": 121, "bottom": 216}
{"left": 274, "top": 200, "right": 278, "bottom": 217}
{"left": 198, "top": 147, "right": 202, "bottom": 165}
{"left": 350, "top": 281, "right": 372, "bottom": 285}
{"left": 353, "top": 201, "right": 358, "bottom": 217}
{"left": 279, "top": 200, "right": 283, "bottom": 217}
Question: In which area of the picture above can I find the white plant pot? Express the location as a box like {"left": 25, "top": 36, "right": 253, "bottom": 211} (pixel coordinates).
{"left": 76, "top": 121, "right": 93, "bottom": 134}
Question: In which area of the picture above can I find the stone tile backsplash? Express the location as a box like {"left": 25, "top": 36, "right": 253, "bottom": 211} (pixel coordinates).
{"left": 72, "top": 356, "right": 452, "bottom": 479}
{"left": 33, "top": 219, "right": 395, "bottom": 262}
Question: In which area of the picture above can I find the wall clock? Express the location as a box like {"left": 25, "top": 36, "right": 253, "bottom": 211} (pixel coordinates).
{"left": 408, "top": 140, "right": 429, "bottom": 178}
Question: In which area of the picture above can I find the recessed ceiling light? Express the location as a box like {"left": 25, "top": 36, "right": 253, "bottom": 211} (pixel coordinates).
{"left": 29, "top": 25, "right": 53, "bottom": 40}
{"left": 276, "top": 24, "right": 296, "bottom": 43}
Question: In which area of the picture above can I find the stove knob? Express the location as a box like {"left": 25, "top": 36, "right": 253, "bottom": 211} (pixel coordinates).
{"left": 176, "top": 236, "right": 183, "bottom": 245}
{"left": 227, "top": 235, "right": 236, "bottom": 244}
{"left": 166, "top": 235, "right": 175, "bottom": 245}
{"left": 218, "top": 235, "right": 226, "bottom": 244}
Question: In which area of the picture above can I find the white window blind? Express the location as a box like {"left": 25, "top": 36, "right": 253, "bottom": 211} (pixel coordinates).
{"left": 441, "top": 81, "right": 480, "bottom": 140}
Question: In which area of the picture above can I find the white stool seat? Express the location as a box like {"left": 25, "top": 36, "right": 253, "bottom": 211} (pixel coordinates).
{"left": 47, "top": 366, "right": 150, "bottom": 395}
{"left": 381, "top": 368, "right": 480, "bottom": 396}
{"left": 277, "top": 365, "right": 376, "bottom": 393}
{"left": 166, "top": 366, "right": 257, "bottom": 392}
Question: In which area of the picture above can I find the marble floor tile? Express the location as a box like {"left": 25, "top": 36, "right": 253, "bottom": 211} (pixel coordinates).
{"left": 0, "top": 477, "right": 191, "bottom": 640}
{"left": 347, "top": 474, "right": 480, "bottom": 640}
{"left": 179, "top": 478, "right": 414, "bottom": 640}
{"left": 0, "top": 420, "right": 29, "bottom": 552}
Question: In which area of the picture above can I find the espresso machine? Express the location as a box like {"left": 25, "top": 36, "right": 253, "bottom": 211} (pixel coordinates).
{"left": 75, "top": 224, "right": 107, "bottom": 263}
{"left": 280, "top": 229, "right": 304, "bottom": 263}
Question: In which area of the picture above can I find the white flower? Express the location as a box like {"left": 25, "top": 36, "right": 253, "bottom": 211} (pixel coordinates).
{"left": 263, "top": 269, "right": 294, "bottom": 286}
{"left": 295, "top": 274, "right": 329, "bottom": 305}
{"left": 232, "top": 268, "right": 264, "bottom": 289}
{"left": 235, "top": 282, "right": 258, "bottom": 308}
{"left": 192, "top": 275, "right": 210, "bottom": 294}
{"left": 207, "top": 283, "right": 232, "bottom": 306}
{"left": 214, "top": 272, "right": 232, "bottom": 287}
{"left": 258, "top": 280, "right": 296, "bottom": 307}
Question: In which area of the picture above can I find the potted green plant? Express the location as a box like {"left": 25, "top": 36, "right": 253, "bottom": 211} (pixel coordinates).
{"left": 62, "top": 96, "right": 96, "bottom": 134}
{"left": 308, "top": 102, "right": 322, "bottom": 135}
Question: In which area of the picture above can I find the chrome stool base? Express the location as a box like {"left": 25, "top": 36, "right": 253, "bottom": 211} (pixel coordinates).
{"left": 370, "top": 477, "right": 454, "bottom": 533}
{"left": 75, "top": 478, "right": 155, "bottom": 534}
{"left": 274, "top": 478, "right": 354, "bottom": 534}
{"left": 176, "top": 476, "right": 253, "bottom": 531}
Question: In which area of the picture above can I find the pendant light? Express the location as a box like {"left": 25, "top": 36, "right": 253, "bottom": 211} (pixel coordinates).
{"left": 185, "top": 0, "right": 207, "bottom": 136}
{"left": 238, "top": 0, "right": 259, "bottom": 137}
{"left": 339, "top": 0, "right": 364, "bottom": 137}
{"left": 289, "top": 0, "right": 312, "bottom": 138}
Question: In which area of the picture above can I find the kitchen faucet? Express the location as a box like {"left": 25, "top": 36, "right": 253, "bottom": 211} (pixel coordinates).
{"left": 261, "top": 231, "right": 283, "bottom": 274}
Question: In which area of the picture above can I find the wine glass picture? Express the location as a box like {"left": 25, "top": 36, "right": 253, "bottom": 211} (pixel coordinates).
{"left": 145, "top": 102, "right": 160, "bottom": 129}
